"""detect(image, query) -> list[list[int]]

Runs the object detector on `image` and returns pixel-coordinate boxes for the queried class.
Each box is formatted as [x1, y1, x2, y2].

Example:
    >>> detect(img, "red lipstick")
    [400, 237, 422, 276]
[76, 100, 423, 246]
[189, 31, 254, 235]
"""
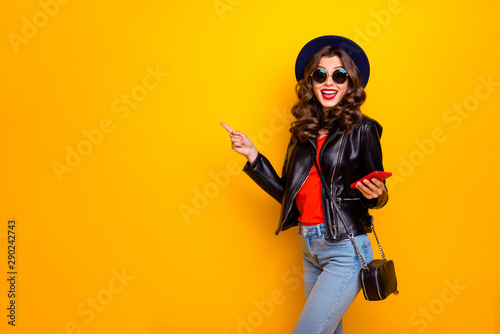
[321, 89, 337, 101]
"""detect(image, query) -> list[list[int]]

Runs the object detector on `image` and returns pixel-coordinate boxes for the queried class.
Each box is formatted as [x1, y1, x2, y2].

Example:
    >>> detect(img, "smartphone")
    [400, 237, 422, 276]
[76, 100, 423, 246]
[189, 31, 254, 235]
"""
[350, 171, 392, 189]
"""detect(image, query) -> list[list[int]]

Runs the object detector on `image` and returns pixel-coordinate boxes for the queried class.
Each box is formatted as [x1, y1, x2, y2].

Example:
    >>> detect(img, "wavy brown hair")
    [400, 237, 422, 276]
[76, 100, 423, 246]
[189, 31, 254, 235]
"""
[290, 46, 367, 143]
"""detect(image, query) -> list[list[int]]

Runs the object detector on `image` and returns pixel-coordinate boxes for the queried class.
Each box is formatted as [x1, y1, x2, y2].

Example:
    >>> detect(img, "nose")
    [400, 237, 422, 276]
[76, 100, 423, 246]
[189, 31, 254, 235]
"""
[324, 74, 335, 86]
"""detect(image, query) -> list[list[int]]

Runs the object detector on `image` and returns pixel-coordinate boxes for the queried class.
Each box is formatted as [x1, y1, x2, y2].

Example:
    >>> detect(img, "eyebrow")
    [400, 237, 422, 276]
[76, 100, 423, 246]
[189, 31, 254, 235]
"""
[318, 65, 345, 70]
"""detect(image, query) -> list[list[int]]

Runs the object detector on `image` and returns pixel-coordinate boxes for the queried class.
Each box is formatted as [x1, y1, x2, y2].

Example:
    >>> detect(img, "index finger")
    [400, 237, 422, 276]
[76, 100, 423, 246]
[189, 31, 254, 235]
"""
[220, 122, 234, 133]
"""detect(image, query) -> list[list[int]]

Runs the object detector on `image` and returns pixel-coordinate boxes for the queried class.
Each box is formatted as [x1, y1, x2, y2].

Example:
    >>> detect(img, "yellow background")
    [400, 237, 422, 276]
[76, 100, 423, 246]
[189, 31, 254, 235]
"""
[1, 0, 499, 333]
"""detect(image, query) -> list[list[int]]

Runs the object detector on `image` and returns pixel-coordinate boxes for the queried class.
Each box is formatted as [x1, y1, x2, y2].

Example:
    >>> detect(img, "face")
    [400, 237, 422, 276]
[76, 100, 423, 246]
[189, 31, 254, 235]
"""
[312, 56, 349, 111]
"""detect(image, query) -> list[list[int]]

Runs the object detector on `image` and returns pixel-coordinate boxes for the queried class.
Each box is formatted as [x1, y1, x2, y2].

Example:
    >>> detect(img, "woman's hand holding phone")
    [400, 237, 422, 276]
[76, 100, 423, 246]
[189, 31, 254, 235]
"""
[351, 171, 391, 200]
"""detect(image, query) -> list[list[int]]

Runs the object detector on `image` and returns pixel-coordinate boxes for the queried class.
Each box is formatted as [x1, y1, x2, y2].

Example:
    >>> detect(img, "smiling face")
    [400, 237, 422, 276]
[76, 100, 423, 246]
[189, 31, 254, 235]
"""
[312, 56, 349, 111]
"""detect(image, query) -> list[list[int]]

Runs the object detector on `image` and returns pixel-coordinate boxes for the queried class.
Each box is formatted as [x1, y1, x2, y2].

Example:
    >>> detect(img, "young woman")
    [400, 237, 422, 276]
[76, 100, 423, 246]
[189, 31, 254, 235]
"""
[221, 35, 388, 334]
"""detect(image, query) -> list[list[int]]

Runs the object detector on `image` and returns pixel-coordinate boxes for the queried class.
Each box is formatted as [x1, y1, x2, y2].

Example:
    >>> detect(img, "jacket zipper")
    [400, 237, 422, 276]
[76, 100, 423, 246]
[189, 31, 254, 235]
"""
[278, 171, 310, 234]
[337, 197, 360, 206]
[330, 200, 338, 238]
[329, 135, 344, 240]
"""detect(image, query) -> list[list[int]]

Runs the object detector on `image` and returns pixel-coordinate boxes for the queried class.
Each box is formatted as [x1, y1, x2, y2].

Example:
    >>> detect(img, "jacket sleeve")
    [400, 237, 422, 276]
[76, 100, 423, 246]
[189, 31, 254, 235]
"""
[359, 120, 389, 210]
[242, 140, 292, 204]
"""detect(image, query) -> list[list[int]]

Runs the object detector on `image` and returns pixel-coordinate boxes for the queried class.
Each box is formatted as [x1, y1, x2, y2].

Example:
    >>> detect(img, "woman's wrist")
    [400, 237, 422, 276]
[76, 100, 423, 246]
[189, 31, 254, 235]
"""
[245, 148, 259, 164]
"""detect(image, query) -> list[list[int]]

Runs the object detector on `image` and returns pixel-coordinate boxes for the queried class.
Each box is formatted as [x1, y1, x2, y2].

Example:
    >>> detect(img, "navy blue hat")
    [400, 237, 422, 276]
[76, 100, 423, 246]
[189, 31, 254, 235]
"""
[295, 35, 370, 87]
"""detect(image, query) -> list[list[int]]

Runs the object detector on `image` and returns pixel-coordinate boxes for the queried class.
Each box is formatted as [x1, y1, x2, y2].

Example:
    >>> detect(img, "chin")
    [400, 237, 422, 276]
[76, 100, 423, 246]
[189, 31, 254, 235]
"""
[320, 100, 339, 109]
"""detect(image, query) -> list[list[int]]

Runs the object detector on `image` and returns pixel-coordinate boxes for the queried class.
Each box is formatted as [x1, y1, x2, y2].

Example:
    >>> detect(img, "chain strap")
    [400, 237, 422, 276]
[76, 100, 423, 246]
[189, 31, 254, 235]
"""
[371, 223, 386, 260]
[348, 233, 368, 269]
[348, 225, 386, 271]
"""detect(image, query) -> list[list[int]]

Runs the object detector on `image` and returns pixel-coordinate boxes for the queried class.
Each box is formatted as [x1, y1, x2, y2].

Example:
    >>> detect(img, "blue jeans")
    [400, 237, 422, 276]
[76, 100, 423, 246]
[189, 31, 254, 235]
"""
[292, 223, 374, 334]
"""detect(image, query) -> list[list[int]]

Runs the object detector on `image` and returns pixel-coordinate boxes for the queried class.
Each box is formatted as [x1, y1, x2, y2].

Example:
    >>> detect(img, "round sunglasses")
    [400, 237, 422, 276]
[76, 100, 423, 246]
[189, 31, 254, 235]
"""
[310, 68, 349, 84]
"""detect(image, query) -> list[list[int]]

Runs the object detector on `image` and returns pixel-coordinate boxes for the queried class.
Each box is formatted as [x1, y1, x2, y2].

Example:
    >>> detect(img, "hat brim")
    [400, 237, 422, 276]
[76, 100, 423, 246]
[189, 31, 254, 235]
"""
[295, 35, 370, 88]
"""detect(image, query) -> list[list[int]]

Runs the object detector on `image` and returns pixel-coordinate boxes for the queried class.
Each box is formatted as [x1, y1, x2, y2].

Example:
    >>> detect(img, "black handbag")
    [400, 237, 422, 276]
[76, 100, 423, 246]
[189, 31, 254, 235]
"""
[313, 136, 399, 301]
[354, 224, 399, 301]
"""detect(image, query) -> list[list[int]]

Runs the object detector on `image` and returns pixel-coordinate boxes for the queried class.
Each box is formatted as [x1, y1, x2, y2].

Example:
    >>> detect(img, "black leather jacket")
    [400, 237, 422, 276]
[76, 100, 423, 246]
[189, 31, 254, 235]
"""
[243, 116, 388, 241]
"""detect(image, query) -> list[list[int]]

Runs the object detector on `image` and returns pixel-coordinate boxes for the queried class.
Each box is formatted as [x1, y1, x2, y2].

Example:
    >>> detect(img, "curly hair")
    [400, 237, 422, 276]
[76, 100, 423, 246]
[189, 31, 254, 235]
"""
[290, 46, 367, 143]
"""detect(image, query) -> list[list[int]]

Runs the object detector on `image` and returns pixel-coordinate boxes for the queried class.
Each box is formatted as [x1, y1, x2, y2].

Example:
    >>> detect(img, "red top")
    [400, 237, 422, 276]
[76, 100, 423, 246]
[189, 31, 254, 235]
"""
[295, 136, 327, 226]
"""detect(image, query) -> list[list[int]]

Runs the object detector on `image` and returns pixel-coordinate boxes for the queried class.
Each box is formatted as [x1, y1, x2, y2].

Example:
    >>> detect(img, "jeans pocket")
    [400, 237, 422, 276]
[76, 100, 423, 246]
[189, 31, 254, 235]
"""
[320, 233, 350, 247]
[361, 239, 374, 263]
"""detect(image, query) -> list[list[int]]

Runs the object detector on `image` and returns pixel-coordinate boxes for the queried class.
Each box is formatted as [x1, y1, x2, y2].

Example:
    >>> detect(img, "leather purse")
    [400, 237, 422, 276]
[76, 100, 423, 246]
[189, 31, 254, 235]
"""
[353, 224, 399, 301]
[313, 137, 399, 301]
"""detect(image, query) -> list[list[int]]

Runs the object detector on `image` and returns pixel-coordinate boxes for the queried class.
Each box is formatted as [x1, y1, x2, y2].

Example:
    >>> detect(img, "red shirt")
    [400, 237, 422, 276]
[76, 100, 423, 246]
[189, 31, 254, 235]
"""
[295, 136, 327, 225]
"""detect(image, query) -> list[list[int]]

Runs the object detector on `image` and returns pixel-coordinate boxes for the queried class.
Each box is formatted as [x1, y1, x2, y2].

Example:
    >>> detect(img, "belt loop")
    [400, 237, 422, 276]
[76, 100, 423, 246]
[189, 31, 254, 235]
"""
[316, 224, 322, 237]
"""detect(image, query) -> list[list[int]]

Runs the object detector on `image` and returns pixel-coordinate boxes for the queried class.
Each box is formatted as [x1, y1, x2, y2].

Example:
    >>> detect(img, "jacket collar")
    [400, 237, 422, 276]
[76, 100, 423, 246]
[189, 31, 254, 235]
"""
[307, 128, 341, 152]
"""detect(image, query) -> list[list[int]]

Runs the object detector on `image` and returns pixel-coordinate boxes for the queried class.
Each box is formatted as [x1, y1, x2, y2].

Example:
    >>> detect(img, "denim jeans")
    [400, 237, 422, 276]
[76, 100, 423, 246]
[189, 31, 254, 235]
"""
[292, 223, 374, 334]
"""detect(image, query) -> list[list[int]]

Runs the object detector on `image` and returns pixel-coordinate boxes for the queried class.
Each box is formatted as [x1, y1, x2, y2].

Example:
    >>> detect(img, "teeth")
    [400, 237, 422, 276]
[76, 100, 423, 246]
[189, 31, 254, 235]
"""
[322, 91, 337, 95]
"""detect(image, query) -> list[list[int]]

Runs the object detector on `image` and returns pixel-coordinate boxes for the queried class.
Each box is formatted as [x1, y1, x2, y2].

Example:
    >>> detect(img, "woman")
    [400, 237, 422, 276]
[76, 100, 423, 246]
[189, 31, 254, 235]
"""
[221, 35, 388, 334]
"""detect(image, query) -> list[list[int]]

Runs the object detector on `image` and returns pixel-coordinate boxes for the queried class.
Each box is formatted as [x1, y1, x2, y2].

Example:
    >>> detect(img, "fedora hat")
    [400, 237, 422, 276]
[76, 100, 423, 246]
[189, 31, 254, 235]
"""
[295, 35, 370, 87]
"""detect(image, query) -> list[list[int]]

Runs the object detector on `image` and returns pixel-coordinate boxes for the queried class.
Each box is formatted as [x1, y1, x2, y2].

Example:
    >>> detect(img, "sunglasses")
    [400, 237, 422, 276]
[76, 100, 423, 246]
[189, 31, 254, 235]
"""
[310, 68, 349, 84]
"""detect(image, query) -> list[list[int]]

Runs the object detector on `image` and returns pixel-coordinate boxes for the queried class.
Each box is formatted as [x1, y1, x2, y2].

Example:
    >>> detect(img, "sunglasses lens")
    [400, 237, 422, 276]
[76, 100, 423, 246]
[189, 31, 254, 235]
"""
[312, 69, 348, 84]
[312, 69, 327, 83]
[332, 69, 347, 84]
